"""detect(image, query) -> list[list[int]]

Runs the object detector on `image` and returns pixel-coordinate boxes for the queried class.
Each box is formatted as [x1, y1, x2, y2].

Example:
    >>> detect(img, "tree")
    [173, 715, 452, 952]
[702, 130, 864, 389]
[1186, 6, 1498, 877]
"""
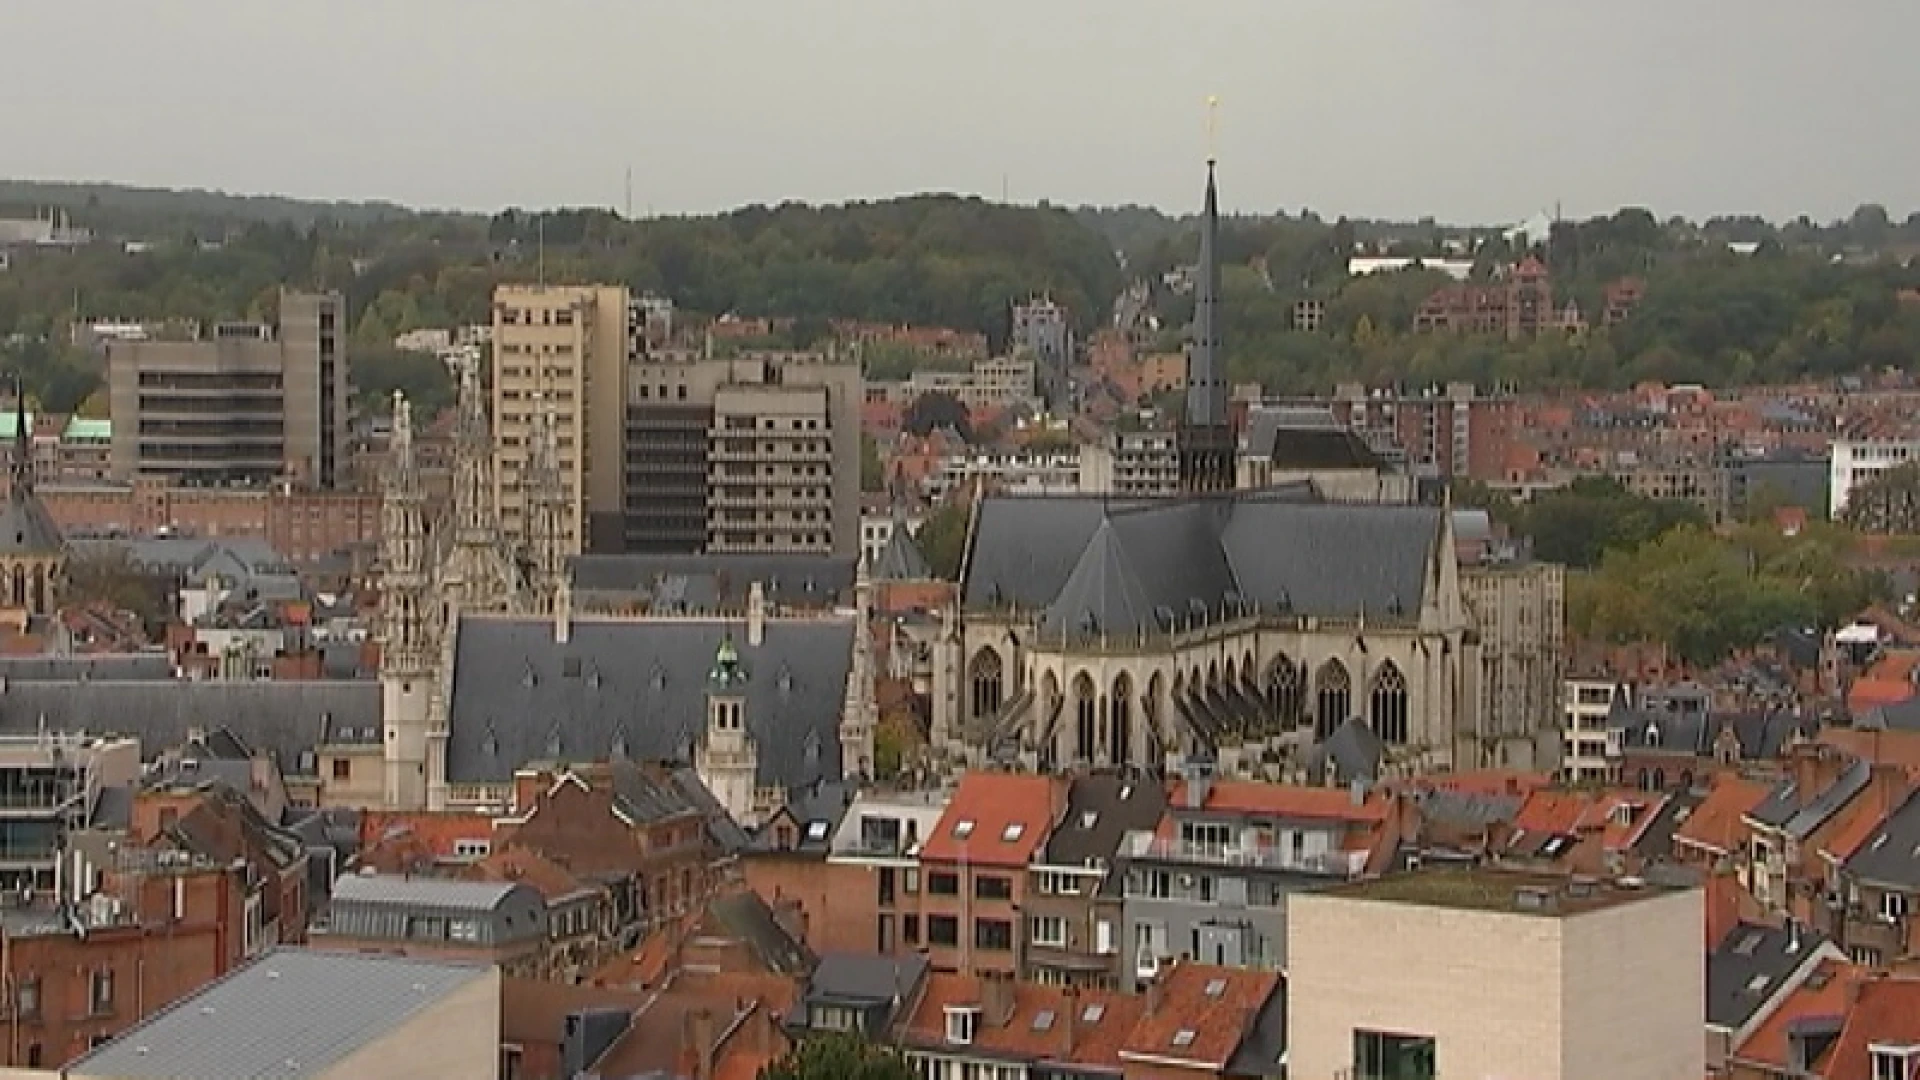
[759, 1034, 914, 1080]
[1842, 463, 1920, 534]
[915, 503, 970, 581]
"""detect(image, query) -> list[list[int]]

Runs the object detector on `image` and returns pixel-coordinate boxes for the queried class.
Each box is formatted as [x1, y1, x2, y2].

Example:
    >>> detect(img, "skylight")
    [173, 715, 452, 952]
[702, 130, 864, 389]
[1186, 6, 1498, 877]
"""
[1745, 974, 1771, 993]
[1002, 823, 1025, 842]
[805, 821, 830, 841]
[1173, 1029, 1197, 1047]
[1080, 811, 1099, 830]
[1082, 1004, 1105, 1024]
[1204, 978, 1228, 997]
[954, 820, 975, 839]
[1031, 1010, 1055, 1032]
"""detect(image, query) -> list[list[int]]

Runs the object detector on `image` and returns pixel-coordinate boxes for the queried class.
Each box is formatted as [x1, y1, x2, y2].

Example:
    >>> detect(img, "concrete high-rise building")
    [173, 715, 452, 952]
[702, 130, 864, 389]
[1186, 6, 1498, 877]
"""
[106, 290, 350, 489]
[1011, 296, 1072, 412]
[488, 284, 631, 555]
[623, 349, 860, 557]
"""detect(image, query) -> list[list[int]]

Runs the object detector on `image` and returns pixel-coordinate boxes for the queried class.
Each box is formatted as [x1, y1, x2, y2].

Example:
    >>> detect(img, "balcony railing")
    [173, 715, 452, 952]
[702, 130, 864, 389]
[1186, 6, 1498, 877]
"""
[1124, 834, 1366, 877]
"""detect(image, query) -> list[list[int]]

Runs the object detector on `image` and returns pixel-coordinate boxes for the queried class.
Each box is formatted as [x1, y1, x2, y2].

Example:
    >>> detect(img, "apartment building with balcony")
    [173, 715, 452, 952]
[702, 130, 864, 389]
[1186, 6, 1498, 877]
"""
[105, 291, 350, 489]
[800, 789, 947, 956]
[1079, 430, 1179, 496]
[623, 350, 860, 557]
[1022, 773, 1166, 990]
[1121, 769, 1400, 985]
[0, 734, 140, 894]
[1561, 677, 1625, 783]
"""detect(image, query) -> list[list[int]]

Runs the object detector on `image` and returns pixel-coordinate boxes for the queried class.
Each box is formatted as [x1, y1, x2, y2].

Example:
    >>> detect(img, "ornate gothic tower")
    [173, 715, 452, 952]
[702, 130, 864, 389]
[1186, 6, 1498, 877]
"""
[695, 636, 761, 826]
[1176, 156, 1237, 494]
[379, 393, 436, 807]
[520, 393, 568, 616]
[839, 552, 878, 780]
[440, 347, 523, 615]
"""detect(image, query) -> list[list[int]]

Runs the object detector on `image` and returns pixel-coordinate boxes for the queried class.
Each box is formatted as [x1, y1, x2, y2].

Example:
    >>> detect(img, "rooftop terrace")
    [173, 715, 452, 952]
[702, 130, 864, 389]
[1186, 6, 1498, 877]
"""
[1320, 867, 1687, 916]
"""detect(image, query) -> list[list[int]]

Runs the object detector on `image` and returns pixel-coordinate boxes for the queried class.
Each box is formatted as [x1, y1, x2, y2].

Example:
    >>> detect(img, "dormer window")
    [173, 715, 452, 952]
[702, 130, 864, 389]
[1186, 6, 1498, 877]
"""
[944, 1005, 980, 1045]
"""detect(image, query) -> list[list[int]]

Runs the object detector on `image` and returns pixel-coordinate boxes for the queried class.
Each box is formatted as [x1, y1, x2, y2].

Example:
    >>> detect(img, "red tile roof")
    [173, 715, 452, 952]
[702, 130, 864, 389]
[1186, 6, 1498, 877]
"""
[920, 773, 1057, 867]
[1164, 779, 1392, 823]
[1733, 958, 1860, 1072]
[897, 972, 1141, 1068]
[1119, 962, 1280, 1070]
[1825, 975, 1920, 1080]
[1675, 775, 1771, 857]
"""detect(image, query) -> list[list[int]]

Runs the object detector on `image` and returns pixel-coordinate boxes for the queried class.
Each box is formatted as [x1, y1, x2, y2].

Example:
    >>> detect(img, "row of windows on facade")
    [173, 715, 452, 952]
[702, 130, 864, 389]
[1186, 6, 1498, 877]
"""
[968, 651, 1415, 746]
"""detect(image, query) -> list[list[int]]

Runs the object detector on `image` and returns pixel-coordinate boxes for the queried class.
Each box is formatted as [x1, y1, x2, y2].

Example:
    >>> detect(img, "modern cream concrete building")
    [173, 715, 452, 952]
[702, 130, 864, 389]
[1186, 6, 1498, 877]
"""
[489, 283, 631, 555]
[105, 290, 351, 489]
[1288, 869, 1703, 1080]
[1562, 677, 1625, 783]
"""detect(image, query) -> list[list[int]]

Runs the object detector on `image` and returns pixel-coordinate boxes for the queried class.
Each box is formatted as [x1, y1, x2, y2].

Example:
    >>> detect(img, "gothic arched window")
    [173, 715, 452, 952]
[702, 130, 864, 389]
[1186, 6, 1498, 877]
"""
[1314, 660, 1351, 740]
[1111, 673, 1133, 767]
[969, 648, 1003, 720]
[1268, 655, 1304, 728]
[1370, 662, 1410, 745]
[1073, 672, 1097, 763]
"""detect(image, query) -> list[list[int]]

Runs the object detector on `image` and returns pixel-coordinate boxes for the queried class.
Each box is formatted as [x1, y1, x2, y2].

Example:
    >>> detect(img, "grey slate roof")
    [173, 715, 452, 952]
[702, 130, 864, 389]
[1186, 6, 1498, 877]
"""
[0, 652, 172, 681]
[68, 948, 490, 1080]
[1241, 405, 1384, 471]
[872, 525, 933, 582]
[0, 482, 63, 555]
[1615, 706, 1816, 762]
[967, 490, 1439, 644]
[446, 615, 854, 791]
[708, 890, 816, 976]
[1306, 718, 1385, 786]
[755, 779, 855, 854]
[332, 873, 526, 912]
[569, 553, 852, 612]
[1707, 921, 1828, 1030]
[1042, 772, 1169, 870]
[1842, 788, 1920, 889]
[0, 679, 379, 776]
[1749, 759, 1872, 840]
[800, 952, 928, 1010]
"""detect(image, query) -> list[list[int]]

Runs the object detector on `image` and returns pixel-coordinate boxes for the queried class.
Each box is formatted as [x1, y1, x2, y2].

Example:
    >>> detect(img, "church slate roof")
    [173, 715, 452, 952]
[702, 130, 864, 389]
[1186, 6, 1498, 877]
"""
[0, 484, 62, 556]
[871, 526, 933, 583]
[1241, 406, 1386, 470]
[445, 616, 855, 791]
[0, 680, 379, 776]
[969, 490, 1440, 642]
[568, 553, 852, 612]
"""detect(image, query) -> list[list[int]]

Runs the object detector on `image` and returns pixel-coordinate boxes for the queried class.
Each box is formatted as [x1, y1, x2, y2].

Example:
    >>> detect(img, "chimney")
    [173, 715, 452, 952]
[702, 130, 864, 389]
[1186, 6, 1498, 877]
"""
[981, 971, 1016, 1028]
[1183, 756, 1214, 810]
[1144, 971, 1163, 1016]
[1060, 986, 1079, 1054]
[747, 581, 766, 647]
[684, 1007, 717, 1080]
[554, 577, 573, 645]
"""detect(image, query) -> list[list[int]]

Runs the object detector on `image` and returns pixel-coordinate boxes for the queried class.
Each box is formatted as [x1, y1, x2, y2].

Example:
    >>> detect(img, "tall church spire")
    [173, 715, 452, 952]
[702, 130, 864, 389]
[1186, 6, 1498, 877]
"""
[1176, 101, 1237, 495]
[440, 345, 523, 613]
[379, 392, 432, 675]
[9, 374, 30, 498]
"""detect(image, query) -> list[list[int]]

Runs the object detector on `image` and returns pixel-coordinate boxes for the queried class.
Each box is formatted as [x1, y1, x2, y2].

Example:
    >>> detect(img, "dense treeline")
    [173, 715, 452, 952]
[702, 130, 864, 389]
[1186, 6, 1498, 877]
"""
[0, 188, 1121, 414]
[1099, 204, 1920, 396]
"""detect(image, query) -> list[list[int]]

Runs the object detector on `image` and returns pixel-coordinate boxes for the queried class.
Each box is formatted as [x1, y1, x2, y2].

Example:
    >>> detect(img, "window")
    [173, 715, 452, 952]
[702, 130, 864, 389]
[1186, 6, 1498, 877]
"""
[928, 915, 959, 947]
[89, 969, 114, 1015]
[453, 839, 491, 858]
[903, 914, 920, 944]
[904, 869, 919, 895]
[945, 1006, 979, 1045]
[1853, 945, 1885, 967]
[1353, 1029, 1436, 1080]
[1884, 892, 1911, 921]
[1143, 870, 1171, 899]
[975, 918, 1013, 951]
[1028, 914, 1069, 948]
[450, 919, 481, 943]
[1173, 1029, 1196, 1048]
[1873, 1046, 1920, 1080]
[1095, 919, 1115, 955]
[15, 978, 38, 1019]
[331, 758, 352, 781]
[975, 875, 1012, 900]
[953, 820, 975, 840]
[1001, 823, 1025, 842]
[928, 872, 960, 896]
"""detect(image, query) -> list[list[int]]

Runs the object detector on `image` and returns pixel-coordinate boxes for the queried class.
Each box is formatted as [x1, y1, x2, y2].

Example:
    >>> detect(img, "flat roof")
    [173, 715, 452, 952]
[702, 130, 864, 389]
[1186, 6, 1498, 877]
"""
[1316, 868, 1688, 917]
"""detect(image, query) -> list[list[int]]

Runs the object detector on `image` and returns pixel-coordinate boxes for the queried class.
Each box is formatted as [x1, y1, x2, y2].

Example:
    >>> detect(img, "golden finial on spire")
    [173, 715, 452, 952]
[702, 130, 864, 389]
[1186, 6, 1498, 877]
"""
[1206, 95, 1221, 164]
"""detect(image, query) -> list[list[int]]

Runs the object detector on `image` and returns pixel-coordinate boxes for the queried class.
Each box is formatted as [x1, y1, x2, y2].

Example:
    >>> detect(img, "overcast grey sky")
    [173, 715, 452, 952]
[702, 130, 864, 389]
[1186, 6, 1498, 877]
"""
[8, 1, 1918, 224]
